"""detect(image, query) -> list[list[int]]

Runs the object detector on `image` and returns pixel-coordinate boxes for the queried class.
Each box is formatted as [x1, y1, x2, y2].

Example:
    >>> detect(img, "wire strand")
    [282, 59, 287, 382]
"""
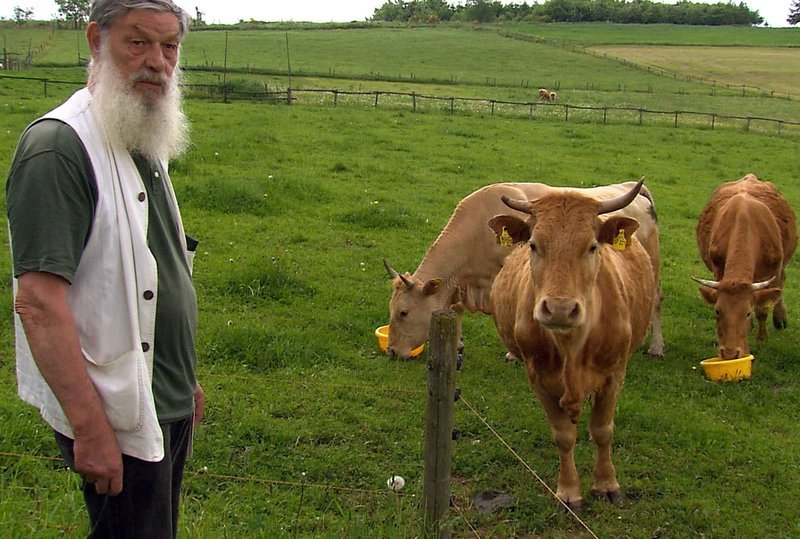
[458, 395, 600, 539]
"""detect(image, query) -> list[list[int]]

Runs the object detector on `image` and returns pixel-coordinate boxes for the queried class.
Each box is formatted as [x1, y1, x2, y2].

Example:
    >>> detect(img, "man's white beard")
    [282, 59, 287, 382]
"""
[89, 48, 189, 162]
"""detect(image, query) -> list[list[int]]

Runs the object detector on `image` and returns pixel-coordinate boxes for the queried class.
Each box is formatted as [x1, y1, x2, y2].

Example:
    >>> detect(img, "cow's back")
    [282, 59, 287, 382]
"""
[697, 174, 798, 273]
[418, 181, 660, 314]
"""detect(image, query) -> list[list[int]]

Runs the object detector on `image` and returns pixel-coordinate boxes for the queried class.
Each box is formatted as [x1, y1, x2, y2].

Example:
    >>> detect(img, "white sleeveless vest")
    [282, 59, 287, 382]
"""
[14, 88, 192, 462]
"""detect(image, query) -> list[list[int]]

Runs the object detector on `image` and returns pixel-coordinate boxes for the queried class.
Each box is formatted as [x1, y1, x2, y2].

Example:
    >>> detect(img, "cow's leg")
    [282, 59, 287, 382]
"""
[588, 379, 624, 507]
[645, 284, 665, 357]
[773, 271, 789, 330]
[453, 305, 465, 352]
[755, 305, 769, 342]
[534, 387, 582, 512]
[773, 294, 788, 330]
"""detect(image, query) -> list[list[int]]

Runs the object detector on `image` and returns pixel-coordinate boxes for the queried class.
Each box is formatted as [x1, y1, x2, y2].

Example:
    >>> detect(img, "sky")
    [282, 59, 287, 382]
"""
[2, 1, 795, 28]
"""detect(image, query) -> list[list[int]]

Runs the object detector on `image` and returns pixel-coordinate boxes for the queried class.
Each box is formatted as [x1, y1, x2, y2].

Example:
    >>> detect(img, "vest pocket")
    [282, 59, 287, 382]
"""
[83, 349, 146, 432]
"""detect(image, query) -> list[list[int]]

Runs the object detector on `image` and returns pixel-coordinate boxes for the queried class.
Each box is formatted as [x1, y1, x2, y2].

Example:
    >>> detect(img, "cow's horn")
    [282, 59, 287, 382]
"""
[692, 276, 719, 290]
[383, 259, 399, 279]
[384, 259, 414, 288]
[752, 275, 777, 291]
[598, 177, 645, 215]
[501, 194, 532, 213]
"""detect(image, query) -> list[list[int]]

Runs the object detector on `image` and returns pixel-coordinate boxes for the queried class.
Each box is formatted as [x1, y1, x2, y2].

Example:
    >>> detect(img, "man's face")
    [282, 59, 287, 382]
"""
[89, 9, 182, 104]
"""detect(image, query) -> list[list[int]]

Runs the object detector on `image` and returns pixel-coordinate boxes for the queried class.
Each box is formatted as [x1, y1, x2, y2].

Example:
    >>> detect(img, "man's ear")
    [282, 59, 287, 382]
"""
[86, 22, 102, 58]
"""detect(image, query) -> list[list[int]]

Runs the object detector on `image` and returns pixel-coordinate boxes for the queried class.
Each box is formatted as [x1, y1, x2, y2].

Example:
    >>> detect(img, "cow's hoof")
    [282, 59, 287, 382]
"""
[592, 488, 624, 507]
[774, 318, 788, 330]
[559, 499, 582, 515]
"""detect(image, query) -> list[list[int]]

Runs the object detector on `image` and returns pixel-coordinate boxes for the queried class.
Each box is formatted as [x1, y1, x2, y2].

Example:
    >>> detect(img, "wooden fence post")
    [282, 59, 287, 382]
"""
[422, 309, 458, 539]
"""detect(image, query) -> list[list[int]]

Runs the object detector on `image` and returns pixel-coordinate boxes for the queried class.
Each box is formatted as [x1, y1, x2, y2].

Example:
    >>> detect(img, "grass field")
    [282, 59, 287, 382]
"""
[592, 45, 800, 97]
[2, 21, 800, 538]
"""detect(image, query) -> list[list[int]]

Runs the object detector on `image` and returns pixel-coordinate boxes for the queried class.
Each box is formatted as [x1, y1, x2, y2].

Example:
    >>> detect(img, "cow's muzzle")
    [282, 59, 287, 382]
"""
[535, 297, 583, 329]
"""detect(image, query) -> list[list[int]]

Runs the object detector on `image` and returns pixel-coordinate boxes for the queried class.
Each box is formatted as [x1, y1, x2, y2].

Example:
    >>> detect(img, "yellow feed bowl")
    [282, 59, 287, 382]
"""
[375, 325, 425, 357]
[700, 355, 754, 382]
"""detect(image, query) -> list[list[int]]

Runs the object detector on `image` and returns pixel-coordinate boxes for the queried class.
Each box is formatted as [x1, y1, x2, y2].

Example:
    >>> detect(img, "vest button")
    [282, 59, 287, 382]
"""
[138, 192, 146, 202]
[143, 290, 154, 300]
[142, 342, 151, 352]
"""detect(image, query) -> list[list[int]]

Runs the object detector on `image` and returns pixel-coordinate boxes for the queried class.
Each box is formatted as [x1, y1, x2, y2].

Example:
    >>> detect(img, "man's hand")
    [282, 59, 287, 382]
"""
[73, 421, 124, 495]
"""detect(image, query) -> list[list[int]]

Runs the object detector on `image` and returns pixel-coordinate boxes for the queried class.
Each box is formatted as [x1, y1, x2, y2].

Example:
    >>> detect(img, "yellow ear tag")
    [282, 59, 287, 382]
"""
[499, 226, 514, 247]
[613, 229, 627, 251]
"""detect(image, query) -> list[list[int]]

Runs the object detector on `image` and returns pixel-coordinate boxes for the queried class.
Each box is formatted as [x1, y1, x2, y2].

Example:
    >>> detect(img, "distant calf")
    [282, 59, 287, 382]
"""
[489, 180, 656, 512]
[694, 173, 797, 359]
[538, 88, 549, 101]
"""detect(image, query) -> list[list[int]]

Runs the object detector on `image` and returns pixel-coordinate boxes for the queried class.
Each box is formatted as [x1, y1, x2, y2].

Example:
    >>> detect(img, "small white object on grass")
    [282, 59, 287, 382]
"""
[387, 475, 405, 492]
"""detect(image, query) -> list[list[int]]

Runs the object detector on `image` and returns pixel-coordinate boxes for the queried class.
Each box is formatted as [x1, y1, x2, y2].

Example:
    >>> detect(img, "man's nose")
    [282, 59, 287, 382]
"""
[144, 44, 167, 72]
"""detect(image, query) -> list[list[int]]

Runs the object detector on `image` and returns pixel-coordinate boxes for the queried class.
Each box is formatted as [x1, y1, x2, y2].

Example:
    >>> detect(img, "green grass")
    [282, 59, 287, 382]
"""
[2, 22, 800, 538]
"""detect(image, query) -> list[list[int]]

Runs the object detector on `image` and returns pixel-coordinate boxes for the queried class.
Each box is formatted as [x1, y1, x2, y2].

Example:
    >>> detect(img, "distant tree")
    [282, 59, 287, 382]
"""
[55, 0, 90, 29]
[13, 5, 34, 23]
[789, 0, 800, 25]
[194, 6, 205, 26]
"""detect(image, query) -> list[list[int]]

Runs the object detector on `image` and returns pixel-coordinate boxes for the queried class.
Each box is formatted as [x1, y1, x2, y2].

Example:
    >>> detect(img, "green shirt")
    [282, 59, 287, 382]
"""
[6, 119, 198, 422]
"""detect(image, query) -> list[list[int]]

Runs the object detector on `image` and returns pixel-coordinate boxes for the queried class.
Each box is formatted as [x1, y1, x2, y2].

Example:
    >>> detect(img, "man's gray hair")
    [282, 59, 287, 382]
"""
[89, 0, 190, 38]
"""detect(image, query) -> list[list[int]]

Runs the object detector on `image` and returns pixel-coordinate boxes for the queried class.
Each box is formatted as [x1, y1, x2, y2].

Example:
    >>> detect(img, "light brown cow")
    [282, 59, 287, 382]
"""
[384, 181, 664, 359]
[694, 173, 797, 360]
[488, 180, 656, 512]
[538, 88, 550, 101]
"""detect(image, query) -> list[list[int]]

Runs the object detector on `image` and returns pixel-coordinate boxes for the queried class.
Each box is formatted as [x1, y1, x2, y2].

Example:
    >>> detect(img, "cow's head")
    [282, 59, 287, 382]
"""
[692, 276, 781, 359]
[488, 180, 643, 332]
[384, 259, 447, 359]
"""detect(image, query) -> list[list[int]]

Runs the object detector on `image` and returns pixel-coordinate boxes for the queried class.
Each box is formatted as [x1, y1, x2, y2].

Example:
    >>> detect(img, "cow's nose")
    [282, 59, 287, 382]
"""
[719, 346, 743, 360]
[537, 298, 581, 327]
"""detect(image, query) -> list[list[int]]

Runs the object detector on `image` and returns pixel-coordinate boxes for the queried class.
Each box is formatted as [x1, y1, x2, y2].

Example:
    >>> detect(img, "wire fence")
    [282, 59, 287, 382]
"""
[3, 74, 799, 138]
[0, 371, 596, 538]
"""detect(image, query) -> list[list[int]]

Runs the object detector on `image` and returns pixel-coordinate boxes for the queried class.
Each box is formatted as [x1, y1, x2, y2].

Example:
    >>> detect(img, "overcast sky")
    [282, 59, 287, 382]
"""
[3, 1, 794, 28]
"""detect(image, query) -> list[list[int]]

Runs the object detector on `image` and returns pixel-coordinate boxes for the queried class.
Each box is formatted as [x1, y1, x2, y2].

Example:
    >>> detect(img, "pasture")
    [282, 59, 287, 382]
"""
[2, 22, 800, 538]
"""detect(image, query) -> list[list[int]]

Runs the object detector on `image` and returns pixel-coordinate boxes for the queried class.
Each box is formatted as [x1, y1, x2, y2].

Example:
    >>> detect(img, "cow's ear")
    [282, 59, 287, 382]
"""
[598, 217, 640, 248]
[488, 215, 530, 245]
[698, 287, 717, 305]
[754, 288, 782, 309]
[423, 278, 444, 296]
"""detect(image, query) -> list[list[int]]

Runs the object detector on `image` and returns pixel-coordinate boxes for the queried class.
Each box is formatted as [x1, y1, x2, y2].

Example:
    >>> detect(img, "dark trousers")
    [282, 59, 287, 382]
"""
[55, 417, 193, 539]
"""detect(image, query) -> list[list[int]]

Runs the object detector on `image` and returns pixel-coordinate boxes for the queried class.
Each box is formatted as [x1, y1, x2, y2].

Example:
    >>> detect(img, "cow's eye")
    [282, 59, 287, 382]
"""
[529, 242, 537, 254]
[589, 243, 598, 254]
[399, 310, 409, 319]
[746, 311, 752, 319]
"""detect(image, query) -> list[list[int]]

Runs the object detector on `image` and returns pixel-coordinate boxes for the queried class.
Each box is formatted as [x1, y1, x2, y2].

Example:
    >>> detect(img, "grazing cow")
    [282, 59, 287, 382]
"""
[694, 173, 797, 360]
[488, 180, 656, 512]
[384, 180, 664, 359]
[538, 88, 549, 101]
[549, 91, 558, 102]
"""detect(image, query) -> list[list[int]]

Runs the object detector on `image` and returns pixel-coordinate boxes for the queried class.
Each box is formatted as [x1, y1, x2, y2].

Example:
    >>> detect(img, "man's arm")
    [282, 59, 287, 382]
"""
[15, 271, 123, 496]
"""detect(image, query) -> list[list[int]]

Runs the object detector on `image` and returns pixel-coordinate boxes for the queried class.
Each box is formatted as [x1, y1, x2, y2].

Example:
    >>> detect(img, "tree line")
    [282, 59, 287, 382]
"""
[371, 0, 766, 26]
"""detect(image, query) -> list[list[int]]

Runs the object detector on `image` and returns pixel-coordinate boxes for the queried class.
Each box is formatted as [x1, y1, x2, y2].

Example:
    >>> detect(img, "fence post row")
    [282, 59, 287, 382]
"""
[422, 309, 458, 539]
[1, 76, 796, 137]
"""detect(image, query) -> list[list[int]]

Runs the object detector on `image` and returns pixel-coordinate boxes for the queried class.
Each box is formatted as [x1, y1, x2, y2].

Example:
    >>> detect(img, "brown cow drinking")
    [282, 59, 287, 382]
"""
[694, 173, 797, 360]
[488, 180, 656, 512]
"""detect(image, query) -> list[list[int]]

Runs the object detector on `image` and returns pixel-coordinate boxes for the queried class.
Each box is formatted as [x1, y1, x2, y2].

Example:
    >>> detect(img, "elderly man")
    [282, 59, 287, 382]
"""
[6, 1, 203, 536]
